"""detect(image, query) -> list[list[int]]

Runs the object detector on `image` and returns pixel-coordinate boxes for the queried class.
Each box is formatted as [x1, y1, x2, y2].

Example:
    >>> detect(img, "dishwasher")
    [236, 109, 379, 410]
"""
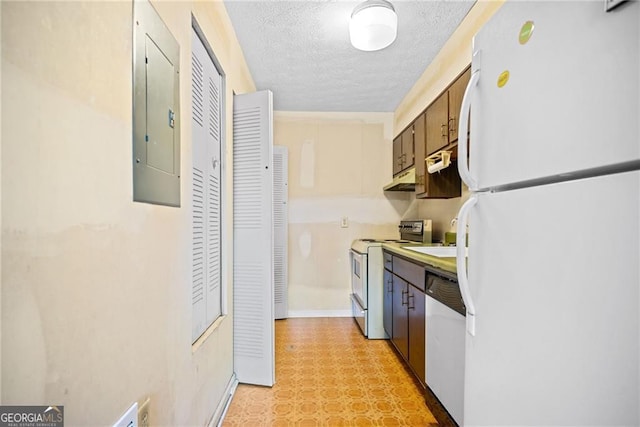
[425, 270, 466, 426]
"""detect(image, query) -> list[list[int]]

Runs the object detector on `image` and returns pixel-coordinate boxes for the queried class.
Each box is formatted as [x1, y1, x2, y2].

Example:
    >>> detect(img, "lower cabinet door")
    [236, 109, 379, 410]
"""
[383, 269, 394, 338]
[408, 284, 426, 386]
[392, 276, 409, 360]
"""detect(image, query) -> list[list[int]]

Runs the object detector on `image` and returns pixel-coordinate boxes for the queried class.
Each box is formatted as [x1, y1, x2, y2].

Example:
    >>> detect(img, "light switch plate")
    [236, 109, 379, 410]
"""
[113, 402, 138, 427]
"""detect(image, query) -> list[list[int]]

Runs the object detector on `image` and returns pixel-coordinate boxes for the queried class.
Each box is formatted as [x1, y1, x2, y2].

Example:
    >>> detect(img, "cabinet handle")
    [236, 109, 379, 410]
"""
[387, 278, 393, 292]
[449, 117, 456, 134]
[408, 293, 415, 310]
[441, 124, 447, 137]
[401, 289, 408, 305]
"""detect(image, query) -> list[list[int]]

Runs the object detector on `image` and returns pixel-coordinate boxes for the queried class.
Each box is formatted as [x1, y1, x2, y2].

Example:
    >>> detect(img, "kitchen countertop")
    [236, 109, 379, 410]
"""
[382, 242, 458, 276]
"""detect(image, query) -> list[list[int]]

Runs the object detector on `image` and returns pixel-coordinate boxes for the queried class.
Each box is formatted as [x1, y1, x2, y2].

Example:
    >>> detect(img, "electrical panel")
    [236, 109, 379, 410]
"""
[133, 0, 181, 206]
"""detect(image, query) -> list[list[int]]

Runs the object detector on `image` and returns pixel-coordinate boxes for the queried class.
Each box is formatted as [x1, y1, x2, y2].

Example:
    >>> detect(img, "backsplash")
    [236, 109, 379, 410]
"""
[409, 184, 470, 243]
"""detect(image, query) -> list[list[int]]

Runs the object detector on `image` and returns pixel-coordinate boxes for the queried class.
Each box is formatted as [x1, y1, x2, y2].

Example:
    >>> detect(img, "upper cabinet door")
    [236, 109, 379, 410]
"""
[401, 126, 415, 170]
[413, 113, 427, 196]
[392, 136, 403, 176]
[426, 93, 449, 156]
[448, 68, 471, 143]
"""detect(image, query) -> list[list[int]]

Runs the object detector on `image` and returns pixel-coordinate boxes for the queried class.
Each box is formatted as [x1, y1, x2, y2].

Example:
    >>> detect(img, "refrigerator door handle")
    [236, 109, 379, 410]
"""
[458, 51, 481, 192]
[456, 195, 477, 336]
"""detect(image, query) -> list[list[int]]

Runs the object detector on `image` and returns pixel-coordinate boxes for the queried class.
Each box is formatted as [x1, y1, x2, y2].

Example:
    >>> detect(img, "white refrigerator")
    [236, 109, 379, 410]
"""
[455, 1, 639, 426]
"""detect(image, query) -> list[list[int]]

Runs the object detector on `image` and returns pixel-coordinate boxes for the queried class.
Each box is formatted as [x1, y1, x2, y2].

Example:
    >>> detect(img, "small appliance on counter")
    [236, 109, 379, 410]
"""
[398, 219, 432, 243]
[349, 219, 432, 339]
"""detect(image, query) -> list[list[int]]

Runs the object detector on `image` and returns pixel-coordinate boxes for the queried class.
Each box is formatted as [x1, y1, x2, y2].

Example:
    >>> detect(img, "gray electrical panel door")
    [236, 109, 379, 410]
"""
[133, 0, 180, 207]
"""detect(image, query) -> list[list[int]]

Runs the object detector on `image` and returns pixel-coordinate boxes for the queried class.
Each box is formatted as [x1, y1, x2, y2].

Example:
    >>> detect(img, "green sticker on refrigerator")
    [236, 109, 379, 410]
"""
[519, 21, 535, 45]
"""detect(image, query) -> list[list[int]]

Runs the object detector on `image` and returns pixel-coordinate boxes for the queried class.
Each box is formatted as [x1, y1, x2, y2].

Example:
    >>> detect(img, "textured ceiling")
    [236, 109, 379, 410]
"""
[223, 0, 475, 112]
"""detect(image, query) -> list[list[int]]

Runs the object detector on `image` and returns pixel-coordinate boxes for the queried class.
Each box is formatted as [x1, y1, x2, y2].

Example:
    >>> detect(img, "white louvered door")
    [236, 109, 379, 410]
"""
[233, 90, 274, 386]
[273, 146, 288, 320]
[192, 29, 222, 342]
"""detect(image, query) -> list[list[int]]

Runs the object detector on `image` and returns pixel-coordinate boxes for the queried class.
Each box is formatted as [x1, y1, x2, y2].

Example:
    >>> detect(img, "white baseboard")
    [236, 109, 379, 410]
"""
[287, 309, 352, 318]
[209, 373, 238, 427]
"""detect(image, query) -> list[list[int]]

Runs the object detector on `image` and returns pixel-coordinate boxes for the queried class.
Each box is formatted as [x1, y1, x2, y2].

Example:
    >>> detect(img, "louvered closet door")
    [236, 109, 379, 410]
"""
[273, 146, 288, 320]
[233, 90, 274, 386]
[191, 29, 222, 342]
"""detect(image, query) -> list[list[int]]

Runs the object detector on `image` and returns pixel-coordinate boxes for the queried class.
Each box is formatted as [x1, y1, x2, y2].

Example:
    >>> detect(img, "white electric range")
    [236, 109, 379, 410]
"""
[349, 220, 432, 339]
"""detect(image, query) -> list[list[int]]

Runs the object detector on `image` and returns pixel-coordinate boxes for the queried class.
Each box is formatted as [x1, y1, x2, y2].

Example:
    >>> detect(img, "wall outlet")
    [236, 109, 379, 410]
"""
[138, 397, 150, 427]
[340, 217, 349, 228]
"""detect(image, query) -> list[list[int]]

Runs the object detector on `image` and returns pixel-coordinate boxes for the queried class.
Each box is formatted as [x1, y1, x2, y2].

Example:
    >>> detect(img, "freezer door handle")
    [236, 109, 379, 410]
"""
[458, 50, 481, 192]
[457, 195, 477, 336]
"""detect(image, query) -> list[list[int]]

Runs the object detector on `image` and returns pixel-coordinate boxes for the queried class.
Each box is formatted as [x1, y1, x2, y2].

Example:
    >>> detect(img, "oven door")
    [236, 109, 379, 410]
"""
[350, 249, 367, 308]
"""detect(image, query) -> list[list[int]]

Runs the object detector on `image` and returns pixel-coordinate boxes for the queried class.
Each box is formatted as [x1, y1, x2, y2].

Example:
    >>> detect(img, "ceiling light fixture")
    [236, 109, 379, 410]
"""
[349, 0, 398, 52]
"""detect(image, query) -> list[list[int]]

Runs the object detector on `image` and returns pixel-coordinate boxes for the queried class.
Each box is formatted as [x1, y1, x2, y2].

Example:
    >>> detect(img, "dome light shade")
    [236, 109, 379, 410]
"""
[349, 0, 397, 52]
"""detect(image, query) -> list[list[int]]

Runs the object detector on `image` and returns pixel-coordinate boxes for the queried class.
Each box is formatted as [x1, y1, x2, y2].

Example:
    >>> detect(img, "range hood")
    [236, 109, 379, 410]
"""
[383, 168, 415, 191]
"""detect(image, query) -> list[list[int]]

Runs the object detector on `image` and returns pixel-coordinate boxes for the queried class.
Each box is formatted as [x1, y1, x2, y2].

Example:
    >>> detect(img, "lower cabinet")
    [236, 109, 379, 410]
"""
[392, 275, 409, 360]
[408, 283, 426, 385]
[384, 250, 426, 386]
[383, 268, 394, 338]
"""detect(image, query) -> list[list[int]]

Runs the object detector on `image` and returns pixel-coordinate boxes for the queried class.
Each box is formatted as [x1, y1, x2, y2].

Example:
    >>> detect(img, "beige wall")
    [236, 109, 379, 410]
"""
[1, 1, 253, 425]
[395, 0, 505, 243]
[274, 112, 410, 315]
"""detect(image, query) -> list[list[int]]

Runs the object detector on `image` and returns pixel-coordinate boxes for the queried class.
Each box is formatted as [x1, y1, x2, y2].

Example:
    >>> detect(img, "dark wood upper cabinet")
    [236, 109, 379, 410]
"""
[401, 126, 415, 171]
[389, 66, 469, 198]
[425, 93, 449, 157]
[413, 113, 427, 196]
[421, 159, 462, 199]
[392, 135, 403, 176]
[392, 126, 415, 176]
[448, 68, 471, 143]
[426, 67, 471, 157]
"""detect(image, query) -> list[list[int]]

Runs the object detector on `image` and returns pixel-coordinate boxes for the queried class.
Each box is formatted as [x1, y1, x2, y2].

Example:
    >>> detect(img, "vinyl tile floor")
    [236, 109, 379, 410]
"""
[221, 317, 438, 426]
